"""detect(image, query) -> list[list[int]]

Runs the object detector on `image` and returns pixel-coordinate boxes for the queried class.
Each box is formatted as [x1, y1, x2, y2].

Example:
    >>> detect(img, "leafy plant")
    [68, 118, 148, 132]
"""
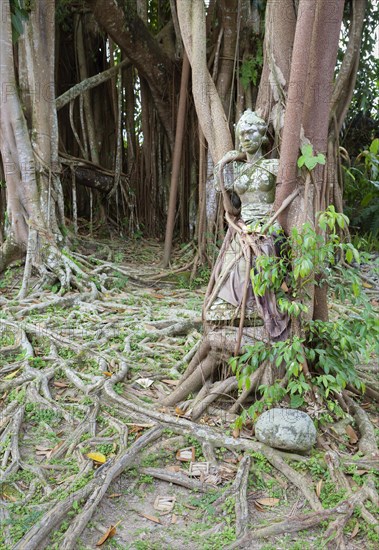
[240, 42, 263, 89]
[231, 206, 378, 426]
[297, 144, 326, 171]
[344, 138, 379, 236]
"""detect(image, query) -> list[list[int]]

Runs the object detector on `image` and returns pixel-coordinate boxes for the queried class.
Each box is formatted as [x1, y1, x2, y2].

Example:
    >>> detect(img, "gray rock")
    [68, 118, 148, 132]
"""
[255, 408, 317, 452]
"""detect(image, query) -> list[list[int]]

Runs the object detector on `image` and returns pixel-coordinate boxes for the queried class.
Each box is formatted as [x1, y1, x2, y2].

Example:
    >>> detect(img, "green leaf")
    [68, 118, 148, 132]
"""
[369, 138, 379, 155]
[301, 144, 313, 157]
[297, 156, 305, 168]
[305, 157, 318, 171]
[290, 394, 304, 408]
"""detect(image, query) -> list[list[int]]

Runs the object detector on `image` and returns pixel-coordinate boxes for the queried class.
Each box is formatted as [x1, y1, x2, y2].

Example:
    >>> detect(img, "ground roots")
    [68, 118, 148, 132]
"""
[0, 254, 378, 549]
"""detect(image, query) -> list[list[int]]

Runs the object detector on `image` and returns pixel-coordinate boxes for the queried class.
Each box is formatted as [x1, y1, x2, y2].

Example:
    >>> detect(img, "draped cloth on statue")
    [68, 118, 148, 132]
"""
[203, 224, 289, 341]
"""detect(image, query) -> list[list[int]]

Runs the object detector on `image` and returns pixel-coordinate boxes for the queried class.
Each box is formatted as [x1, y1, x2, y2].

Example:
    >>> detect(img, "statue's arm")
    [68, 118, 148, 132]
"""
[267, 158, 279, 177]
[214, 150, 241, 192]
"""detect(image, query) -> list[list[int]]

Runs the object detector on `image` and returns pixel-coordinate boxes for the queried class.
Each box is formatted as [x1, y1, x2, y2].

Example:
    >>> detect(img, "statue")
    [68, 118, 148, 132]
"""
[204, 110, 288, 342]
[163, 111, 288, 416]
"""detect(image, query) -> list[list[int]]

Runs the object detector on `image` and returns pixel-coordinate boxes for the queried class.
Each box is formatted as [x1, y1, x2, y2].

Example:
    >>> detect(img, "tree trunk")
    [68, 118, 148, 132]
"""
[177, 0, 233, 163]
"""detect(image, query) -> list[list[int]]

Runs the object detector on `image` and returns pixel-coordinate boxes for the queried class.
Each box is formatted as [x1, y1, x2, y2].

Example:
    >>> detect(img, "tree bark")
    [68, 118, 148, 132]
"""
[163, 53, 191, 267]
[85, 0, 176, 148]
[177, 0, 233, 163]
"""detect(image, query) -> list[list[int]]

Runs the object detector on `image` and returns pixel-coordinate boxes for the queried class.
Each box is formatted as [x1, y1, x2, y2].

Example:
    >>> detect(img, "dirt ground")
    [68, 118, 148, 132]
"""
[0, 238, 378, 549]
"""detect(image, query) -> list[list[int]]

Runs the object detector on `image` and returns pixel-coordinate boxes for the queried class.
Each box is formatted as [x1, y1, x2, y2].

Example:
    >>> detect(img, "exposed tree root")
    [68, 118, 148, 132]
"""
[1, 250, 377, 549]
[228, 481, 377, 549]
[14, 427, 163, 550]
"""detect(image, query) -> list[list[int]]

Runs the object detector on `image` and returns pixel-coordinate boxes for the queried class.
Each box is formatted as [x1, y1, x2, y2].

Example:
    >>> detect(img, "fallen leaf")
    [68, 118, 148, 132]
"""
[171, 514, 178, 524]
[96, 521, 120, 546]
[129, 425, 146, 434]
[102, 371, 114, 377]
[108, 494, 122, 499]
[151, 294, 164, 299]
[4, 368, 21, 380]
[189, 462, 209, 477]
[350, 521, 359, 539]
[232, 427, 240, 439]
[183, 503, 197, 510]
[154, 495, 176, 513]
[165, 465, 181, 473]
[316, 480, 323, 497]
[2, 492, 17, 502]
[176, 447, 195, 462]
[161, 379, 179, 386]
[87, 452, 107, 464]
[175, 407, 186, 417]
[345, 425, 358, 444]
[53, 381, 69, 388]
[140, 513, 161, 524]
[362, 282, 373, 289]
[135, 378, 154, 389]
[255, 497, 280, 507]
[356, 469, 370, 475]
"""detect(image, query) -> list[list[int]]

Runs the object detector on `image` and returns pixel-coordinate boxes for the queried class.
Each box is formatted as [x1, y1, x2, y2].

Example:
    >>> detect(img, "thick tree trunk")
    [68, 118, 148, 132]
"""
[177, 0, 233, 163]
[0, 0, 85, 294]
[256, 0, 296, 133]
[0, 0, 45, 264]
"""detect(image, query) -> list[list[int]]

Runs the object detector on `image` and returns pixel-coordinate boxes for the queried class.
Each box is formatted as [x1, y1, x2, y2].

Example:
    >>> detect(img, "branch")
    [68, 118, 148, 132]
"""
[56, 59, 130, 110]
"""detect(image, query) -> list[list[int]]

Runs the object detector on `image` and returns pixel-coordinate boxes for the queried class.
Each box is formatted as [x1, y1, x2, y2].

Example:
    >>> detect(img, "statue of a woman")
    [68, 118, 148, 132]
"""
[204, 110, 288, 342]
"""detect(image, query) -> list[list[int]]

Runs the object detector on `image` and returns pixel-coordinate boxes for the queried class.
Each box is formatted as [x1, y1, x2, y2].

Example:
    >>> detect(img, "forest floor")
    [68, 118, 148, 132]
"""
[0, 237, 378, 550]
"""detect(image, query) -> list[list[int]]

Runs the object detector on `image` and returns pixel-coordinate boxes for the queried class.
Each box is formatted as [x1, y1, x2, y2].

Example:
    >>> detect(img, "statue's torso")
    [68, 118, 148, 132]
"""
[233, 159, 279, 223]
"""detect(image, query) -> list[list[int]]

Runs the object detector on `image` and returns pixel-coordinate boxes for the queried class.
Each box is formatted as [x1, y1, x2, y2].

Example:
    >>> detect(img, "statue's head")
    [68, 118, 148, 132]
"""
[236, 110, 269, 154]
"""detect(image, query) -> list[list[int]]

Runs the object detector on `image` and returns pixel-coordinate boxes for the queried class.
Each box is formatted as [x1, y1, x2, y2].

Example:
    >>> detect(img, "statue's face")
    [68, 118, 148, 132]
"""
[238, 122, 264, 154]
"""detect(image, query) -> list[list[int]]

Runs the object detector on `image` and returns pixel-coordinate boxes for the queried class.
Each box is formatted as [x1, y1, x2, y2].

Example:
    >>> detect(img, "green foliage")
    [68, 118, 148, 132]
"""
[344, 138, 379, 236]
[10, 0, 30, 42]
[231, 207, 378, 425]
[340, 1, 379, 119]
[297, 144, 326, 171]
[240, 42, 263, 89]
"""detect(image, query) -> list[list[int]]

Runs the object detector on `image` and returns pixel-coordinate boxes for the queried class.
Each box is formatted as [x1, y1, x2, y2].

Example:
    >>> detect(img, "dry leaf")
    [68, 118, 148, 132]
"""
[87, 452, 107, 464]
[255, 497, 280, 507]
[345, 425, 358, 444]
[175, 407, 186, 417]
[135, 378, 154, 389]
[53, 381, 69, 388]
[96, 522, 120, 546]
[161, 379, 179, 386]
[362, 282, 373, 289]
[4, 368, 21, 380]
[151, 293, 164, 299]
[356, 469, 369, 475]
[189, 462, 209, 477]
[171, 514, 178, 524]
[102, 371, 114, 377]
[350, 521, 359, 539]
[176, 447, 195, 462]
[232, 427, 240, 439]
[154, 495, 176, 513]
[165, 465, 181, 473]
[108, 493, 122, 499]
[140, 513, 161, 524]
[2, 492, 17, 502]
[316, 480, 323, 497]
[281, 281, 289, 292]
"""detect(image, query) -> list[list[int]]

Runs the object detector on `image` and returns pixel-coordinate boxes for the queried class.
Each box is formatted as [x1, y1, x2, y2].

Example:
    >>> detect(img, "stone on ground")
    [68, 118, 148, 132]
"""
[255, 408, 317, 452]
